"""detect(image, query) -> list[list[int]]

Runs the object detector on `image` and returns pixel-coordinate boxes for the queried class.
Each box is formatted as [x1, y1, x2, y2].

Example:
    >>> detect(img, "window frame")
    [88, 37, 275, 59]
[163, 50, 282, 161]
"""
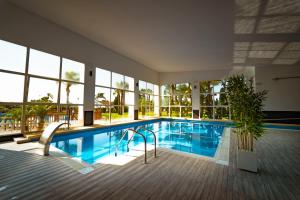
[0, 39, 86, 134]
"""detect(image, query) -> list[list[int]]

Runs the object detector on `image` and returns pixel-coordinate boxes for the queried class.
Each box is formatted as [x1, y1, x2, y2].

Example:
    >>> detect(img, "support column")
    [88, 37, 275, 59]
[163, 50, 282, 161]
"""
[192, 81, 200, 119]
[83, 64, 95, 126]
[134, 80, 139, 120]
[21, 47, 30, 136]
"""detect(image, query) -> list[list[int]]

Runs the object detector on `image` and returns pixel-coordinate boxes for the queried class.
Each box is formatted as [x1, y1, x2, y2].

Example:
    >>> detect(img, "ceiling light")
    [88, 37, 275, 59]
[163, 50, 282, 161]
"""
[248, 50, 279, 58]
[251, 42, 285, 51]
[235, 18, 256, 34]
[265, 0, 300, 15]
[234, 51, 248, 58]
[235, 0, 261, 16]
[257, 16, 300, 33]
[233, 57, 246, 63]
[272, 58, 299, 65]
[284, 42, 300, 51]
[278, 51, 300, 59]
[234, 42, 250, 50]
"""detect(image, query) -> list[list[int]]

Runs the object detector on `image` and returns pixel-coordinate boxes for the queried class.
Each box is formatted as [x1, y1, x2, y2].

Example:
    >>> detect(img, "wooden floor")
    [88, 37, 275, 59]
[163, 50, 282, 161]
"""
[0, 128, 300, 200]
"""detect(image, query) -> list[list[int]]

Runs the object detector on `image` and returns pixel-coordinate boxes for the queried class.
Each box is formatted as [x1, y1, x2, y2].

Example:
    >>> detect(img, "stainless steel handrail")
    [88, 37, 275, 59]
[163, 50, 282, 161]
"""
[126, 127, 142, 152]
[114, 129, 130, 157]
[115, 128, 148, 164]
[135, 126, 157, 158]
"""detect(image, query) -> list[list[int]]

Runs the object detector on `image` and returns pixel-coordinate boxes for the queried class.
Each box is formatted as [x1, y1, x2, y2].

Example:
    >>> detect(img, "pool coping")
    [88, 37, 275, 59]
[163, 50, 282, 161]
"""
[48, 121, 232, 172]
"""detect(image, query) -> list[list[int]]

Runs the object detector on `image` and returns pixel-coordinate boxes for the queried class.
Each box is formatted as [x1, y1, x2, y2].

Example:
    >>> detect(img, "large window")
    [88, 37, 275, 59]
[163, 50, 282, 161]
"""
[94, 68, 134, 125]
[139, 80, 159, 119]
[0, 39, 85, 135]
[199, 80, 230, 120]
[160, 83, 192, 118]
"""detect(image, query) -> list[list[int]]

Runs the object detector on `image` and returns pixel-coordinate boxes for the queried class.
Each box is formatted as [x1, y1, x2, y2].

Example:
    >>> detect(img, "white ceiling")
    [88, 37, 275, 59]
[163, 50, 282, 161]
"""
[9, 0, 234, 72]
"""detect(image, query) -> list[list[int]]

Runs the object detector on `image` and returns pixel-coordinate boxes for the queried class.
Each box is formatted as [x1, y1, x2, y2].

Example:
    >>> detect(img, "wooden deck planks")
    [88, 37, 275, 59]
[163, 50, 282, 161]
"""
[0, 128, 300, 200]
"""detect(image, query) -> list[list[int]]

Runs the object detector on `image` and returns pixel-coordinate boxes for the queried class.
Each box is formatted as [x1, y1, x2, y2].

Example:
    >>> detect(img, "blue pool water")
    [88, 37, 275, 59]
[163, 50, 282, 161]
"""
[51, 120, 227, 164]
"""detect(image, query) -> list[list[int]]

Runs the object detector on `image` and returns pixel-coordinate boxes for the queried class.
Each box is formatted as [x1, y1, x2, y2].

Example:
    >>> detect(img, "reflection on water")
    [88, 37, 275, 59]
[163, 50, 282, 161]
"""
[52, 121, 225, 164]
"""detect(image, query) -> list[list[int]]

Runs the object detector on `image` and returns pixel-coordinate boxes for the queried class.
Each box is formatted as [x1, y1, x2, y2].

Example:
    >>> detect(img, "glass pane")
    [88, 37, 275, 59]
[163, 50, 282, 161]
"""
[96, 68, 111, 87]
[125, 91, 134, 105]
[139, 93, 146, 107]
[147, 105, 155, 117]
[211, 80, 224, 93]
[214, 107, 229, 120]
[160, 107, 169, 117]
[112, 72, 124, 89]
[179, 95, 192, 106]
[29, 49, 60, 78]
[170, 107, 180, 117]
[0, 39, 26, 73]
[111, 89, 125, 105]
[170, 96, 180, 106]
[181, 107, 192, 118]
[154, 85, 159, 95]
[160, 96, 169, 106]
[60, 82, 84, 104]
[200, 107, 213, 119]
[0, 104, 22, 135]
[139, 80, 147, 92]
[176, 83, 191, 95]
[168, 84, 176, 95]
[213, 93, 228, 106]
[94, 106, 110, 125]
[147, 83, 154, 94]
[125, 76, 134, 91]
[139, 102, 146, 117]
[161, 85, 170, 96]
[95, 87, 110, 106]
[200, 93, 213, 106]
[58, 105, 84, 127]
[28, 77, 58, 103]
[111, 106, 132, 123]
[0, 72, 24, 102]
[62, 58, 85, 83]
[200, 81, 213, 93]
[25, 105, 62, 133]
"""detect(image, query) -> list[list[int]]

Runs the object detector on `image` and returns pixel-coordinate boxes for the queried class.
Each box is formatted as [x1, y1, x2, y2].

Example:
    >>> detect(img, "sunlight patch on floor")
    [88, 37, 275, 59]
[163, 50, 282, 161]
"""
[95, 144, 155, 166]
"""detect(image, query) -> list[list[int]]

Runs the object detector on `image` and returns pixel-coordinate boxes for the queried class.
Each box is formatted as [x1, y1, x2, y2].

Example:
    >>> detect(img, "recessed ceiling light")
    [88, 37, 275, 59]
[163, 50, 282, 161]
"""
[251, 42, 285, 51]
[265, 0, 300, 15]
[234, 51, 248, 58]
[247, 58, 273, 64]
[248, 50, 279, 58]
[234, 42, 250, 50]
[257, 16, 300, 33]
[278, 51, 300, 59]
[272, 58, 299, 65]
[284, 42, 300, 51]
[235, 0, 261, 16]
[233, 57, 246, 63]
[235, 18, 256, 34]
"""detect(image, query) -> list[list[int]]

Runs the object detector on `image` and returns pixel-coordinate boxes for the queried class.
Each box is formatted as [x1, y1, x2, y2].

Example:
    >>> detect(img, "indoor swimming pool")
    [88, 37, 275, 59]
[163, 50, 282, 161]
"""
[51, 119, 228, 164]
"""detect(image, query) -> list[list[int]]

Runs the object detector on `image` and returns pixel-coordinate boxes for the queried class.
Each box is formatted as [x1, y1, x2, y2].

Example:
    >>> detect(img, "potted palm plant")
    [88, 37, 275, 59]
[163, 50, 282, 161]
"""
[225, 75, 267, 172]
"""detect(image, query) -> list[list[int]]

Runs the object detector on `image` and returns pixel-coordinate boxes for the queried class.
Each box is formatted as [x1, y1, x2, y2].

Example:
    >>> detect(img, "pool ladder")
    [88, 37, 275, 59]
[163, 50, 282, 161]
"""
[114, 127, 157, 164]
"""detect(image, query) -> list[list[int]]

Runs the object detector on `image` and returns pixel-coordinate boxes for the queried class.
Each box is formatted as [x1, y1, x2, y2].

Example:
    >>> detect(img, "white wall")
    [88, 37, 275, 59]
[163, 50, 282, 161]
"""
[256, 65, 300, 111]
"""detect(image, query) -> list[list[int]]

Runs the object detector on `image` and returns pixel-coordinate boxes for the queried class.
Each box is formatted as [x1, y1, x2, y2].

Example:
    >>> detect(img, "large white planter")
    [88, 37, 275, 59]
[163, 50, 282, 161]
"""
[237, 150, 257, 173]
